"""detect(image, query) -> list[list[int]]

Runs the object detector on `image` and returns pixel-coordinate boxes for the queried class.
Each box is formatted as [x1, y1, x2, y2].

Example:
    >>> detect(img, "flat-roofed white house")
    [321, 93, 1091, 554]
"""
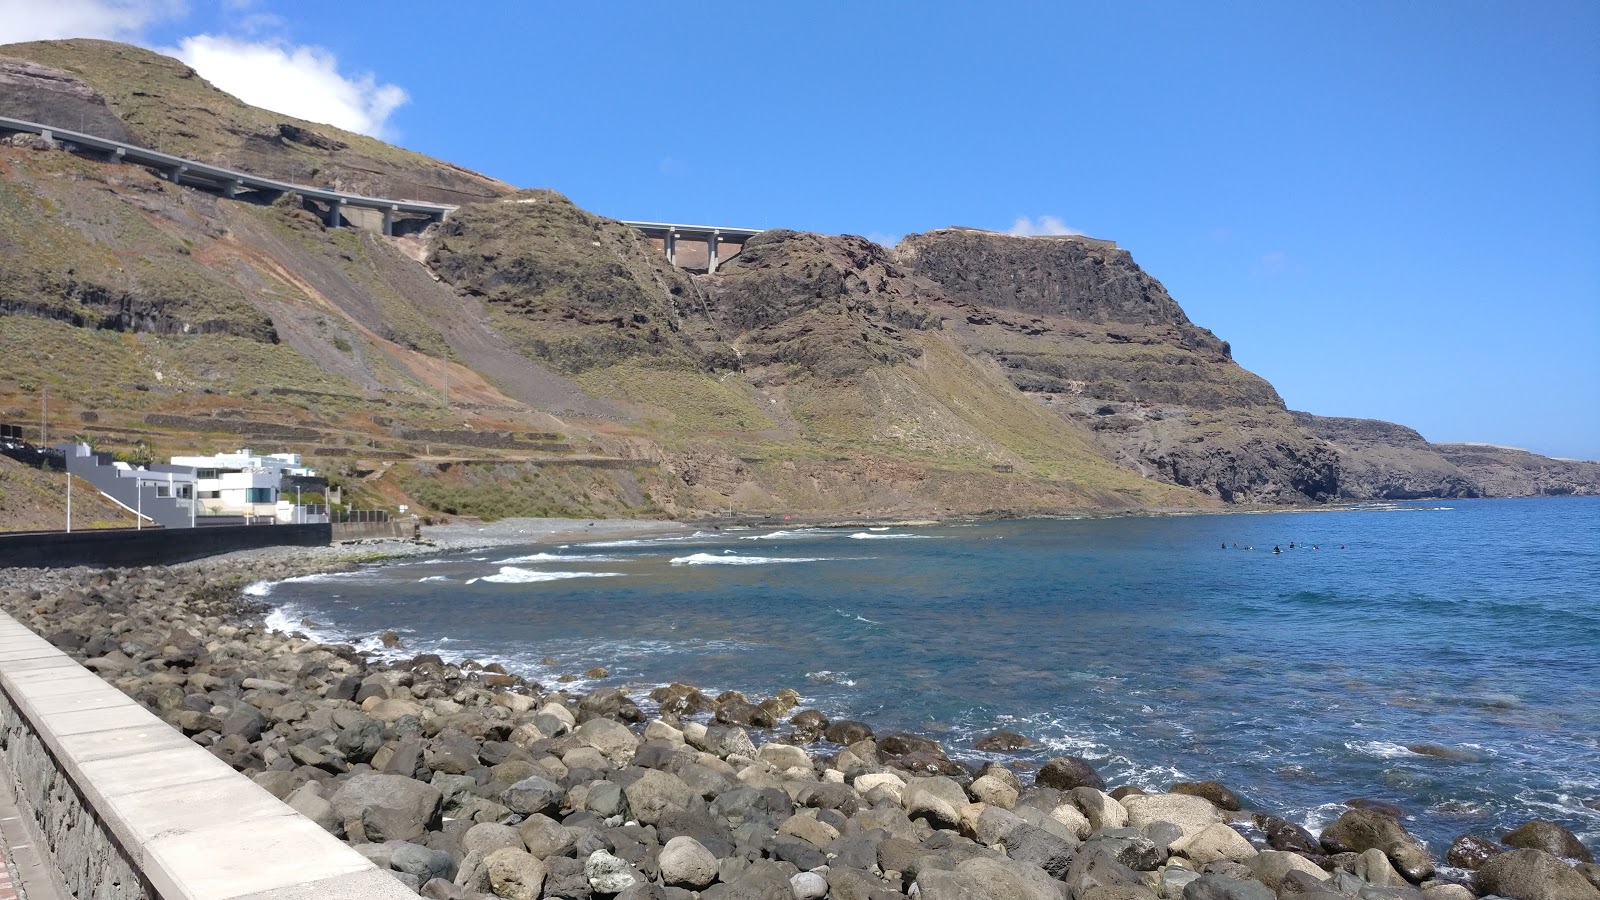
[168, 449, 327, 523]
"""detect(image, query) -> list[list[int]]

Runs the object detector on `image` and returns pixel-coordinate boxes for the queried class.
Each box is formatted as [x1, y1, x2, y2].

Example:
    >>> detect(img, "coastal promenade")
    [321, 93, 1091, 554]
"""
[0, 609, 415, 900]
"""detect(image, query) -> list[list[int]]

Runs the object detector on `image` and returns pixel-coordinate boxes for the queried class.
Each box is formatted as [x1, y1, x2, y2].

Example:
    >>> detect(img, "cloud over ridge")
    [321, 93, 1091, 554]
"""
[1008, 215, 1080, 237]
[0, 0, 409, 139]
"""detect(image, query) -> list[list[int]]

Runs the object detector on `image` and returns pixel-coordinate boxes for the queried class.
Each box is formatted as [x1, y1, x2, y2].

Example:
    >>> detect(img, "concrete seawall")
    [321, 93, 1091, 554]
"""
[0, 612, 413, 899]
[0, 523, 331, 569]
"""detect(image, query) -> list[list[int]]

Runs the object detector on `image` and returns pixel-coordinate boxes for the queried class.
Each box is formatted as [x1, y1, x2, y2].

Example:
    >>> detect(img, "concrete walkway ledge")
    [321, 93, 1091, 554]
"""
[0, 612, 415, 900]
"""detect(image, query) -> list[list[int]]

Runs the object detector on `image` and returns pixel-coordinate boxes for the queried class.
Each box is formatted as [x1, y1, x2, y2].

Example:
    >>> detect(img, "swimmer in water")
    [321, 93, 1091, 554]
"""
[1273, 545, 1282, 554]
[1289, 541, 1295, 549]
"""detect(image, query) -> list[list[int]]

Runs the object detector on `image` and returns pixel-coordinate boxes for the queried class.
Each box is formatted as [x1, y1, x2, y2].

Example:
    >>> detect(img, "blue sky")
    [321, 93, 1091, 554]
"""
[6, 1, 1598, 459]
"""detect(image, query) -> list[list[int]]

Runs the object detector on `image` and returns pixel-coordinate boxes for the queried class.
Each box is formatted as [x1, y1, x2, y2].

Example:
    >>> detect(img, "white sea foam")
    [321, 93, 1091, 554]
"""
[670, 553, 828, 566]
[1348, 740, 1419, 759]
[416, 575, 452, 583]
[243, 570, 368, 597]
[848, 532, 937, 540]
[738, 529, 828, 541]
[478, 567, 625, 584]
[495, 552, 621, 564]
[583, 531, 719, 548]
[834, 608, 882, 625]
[806, 670, 858, 686]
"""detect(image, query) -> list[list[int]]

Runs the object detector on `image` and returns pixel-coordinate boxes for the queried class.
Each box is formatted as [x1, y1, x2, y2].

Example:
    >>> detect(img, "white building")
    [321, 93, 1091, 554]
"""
[168, 449, 325, 523]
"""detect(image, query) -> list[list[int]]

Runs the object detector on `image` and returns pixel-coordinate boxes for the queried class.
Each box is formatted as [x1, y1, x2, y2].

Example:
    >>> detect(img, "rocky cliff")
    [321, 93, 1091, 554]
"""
[0, 39, 1593, 528]
[897, 229, 1340, 503]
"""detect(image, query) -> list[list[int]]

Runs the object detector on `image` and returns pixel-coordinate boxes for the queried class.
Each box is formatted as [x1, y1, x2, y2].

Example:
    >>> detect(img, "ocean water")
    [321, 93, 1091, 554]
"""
[253, 498, 1600, 855]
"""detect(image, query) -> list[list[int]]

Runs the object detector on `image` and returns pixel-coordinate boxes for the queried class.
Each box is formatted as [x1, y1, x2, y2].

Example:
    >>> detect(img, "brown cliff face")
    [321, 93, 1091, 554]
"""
[896, 229, 1339, 503]
[1291, 412, 1480, 500]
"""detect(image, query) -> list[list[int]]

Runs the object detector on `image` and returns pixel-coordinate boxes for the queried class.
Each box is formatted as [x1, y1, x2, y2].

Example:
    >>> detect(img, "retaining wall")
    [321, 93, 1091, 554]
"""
[0, 611, 413, 899]
[331, 519, 415, 542]
[0, 523, 330, 568]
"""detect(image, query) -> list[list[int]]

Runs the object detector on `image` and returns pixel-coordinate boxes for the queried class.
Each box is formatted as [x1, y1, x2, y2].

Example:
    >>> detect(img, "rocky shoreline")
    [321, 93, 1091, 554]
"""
[0, 553, 1595, 900]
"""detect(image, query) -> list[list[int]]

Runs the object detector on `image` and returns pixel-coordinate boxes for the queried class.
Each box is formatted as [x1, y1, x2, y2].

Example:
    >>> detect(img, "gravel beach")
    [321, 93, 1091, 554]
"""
[0, 525, 1595, 900]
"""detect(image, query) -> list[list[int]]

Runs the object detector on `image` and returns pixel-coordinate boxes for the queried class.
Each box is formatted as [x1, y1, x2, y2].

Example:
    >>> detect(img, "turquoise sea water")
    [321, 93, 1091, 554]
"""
[255, 497, 1600, 856]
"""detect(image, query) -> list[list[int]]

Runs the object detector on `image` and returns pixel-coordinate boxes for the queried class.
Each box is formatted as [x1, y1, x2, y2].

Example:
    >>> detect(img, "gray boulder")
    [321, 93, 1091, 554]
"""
[902, 775, 970, 828]
[1474, 848, 1600, 900]
[390, 841, 458, 884]
[659, 835, 718, 889]
[586, 848, 643, 893]
[1318, 808, 1434, 882]
[622, 769, 696, 825]
[485, 847, 546, 900]
[504, 775, 564, 816]
[1036, 756, 1105, 791]
[329, 774, 442, 843]
[1503, 820, 1594, 863]
[1180, 874, 1274, 900]
[916, 856, 1067, 900]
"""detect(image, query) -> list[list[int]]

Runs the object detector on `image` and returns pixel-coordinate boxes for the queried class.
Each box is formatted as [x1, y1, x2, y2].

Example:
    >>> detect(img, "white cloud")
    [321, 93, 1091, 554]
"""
[1007, 215, 1080, 237]
[169, 34, 408, 139]
[866, 231, 902, 248]
[0, 0, 410, 141]
[0, 0, 184, 44]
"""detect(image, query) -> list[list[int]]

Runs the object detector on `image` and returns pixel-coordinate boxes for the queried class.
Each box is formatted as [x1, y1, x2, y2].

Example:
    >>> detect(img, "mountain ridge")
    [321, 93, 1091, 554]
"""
[0, 39, 1592, 529]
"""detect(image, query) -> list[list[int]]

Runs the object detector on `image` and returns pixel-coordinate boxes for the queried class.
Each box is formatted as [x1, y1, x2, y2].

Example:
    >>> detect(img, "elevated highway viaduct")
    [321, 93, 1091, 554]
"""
[1, 115, 766, 268]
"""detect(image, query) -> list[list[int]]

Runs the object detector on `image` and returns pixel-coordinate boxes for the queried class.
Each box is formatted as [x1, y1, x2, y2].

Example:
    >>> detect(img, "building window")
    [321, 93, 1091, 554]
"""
[157, 485, 171, 498]
[198, 468, 218, 479]
[246, 488, 273, 504]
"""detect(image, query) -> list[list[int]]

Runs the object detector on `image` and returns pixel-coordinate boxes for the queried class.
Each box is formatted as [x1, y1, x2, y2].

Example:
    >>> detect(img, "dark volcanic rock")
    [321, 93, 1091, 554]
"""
[1503, 820, 1595, 862]
[1036, 756, 1105, 792]
[1448, 834, 1506, 870]
[1171, 780, 1242, 812]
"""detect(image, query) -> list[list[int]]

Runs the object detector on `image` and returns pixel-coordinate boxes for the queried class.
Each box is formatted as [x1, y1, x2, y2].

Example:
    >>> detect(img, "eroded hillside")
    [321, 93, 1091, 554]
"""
[1, 39, 1592, 528]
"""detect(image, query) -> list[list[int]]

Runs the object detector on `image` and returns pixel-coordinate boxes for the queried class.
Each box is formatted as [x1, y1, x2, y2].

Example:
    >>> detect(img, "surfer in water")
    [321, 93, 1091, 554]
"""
[1274, 545, 1282, 554]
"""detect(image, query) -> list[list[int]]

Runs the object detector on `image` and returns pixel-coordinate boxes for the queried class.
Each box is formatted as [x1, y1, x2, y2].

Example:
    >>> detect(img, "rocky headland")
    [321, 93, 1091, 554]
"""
[1, 554, 1595, 900]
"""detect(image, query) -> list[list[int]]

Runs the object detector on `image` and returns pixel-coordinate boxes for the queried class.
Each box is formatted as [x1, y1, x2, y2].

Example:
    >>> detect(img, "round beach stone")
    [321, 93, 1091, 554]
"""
[517, 813, 575, 860]
[584, 848, 641, 893]
[790, 870, 829, 899]
[485, 847, 545, 900]
[1171, 823, 1257, 865]
[503, 775, 564, 816]
[902, 775, 969, 828]
[970, 774, 1019, 809]
[576, 716, 639, 762]
[658, 835, 718, 889]
[1243, 849, 1328, 889]
[1318, 807, 1434, 882]
[462, 822, 523, 856]
[622, 768, 696, 825]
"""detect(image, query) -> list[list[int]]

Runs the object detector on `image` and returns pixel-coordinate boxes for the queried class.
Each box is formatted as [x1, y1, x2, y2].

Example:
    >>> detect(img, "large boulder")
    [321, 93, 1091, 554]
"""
[622, 769, 696, 825]
[1170, 823, 1257, 865]
[916, 856, 1068, 900]
[1318, 807, 1434, 882]
[503, 775, 564, 816]
[1170, 781, 1242, 811]
[1503, 820, 1594, 863]
[329, 774, 442, 843]
[1180, 874, 1274, 900]
[1242, 850, 1328, 889]
[1475, 848, 1600, 900]
[484, 848, 546, 900]
[1036, 756, 1105, 791]
[576, 717, 641, 763]
[1121, 793, 1221, 838]
[1447, 834, 1506, 870]
[659, 835, 717, 889]
[902, 776, 970, 829]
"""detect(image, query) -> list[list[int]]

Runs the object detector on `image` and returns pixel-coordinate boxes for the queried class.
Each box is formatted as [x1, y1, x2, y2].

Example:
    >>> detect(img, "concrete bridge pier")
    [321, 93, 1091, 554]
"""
[327, 197, 345, 228]
[168, 164, 187, 186]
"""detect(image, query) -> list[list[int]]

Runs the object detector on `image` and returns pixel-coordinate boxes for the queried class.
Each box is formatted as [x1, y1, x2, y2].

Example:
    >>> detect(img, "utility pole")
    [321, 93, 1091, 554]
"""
[66, 471, 72, 533]
[136, 477, 142, 530]
[41, 386, 47, 446]
[443, 362, 450, 409]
